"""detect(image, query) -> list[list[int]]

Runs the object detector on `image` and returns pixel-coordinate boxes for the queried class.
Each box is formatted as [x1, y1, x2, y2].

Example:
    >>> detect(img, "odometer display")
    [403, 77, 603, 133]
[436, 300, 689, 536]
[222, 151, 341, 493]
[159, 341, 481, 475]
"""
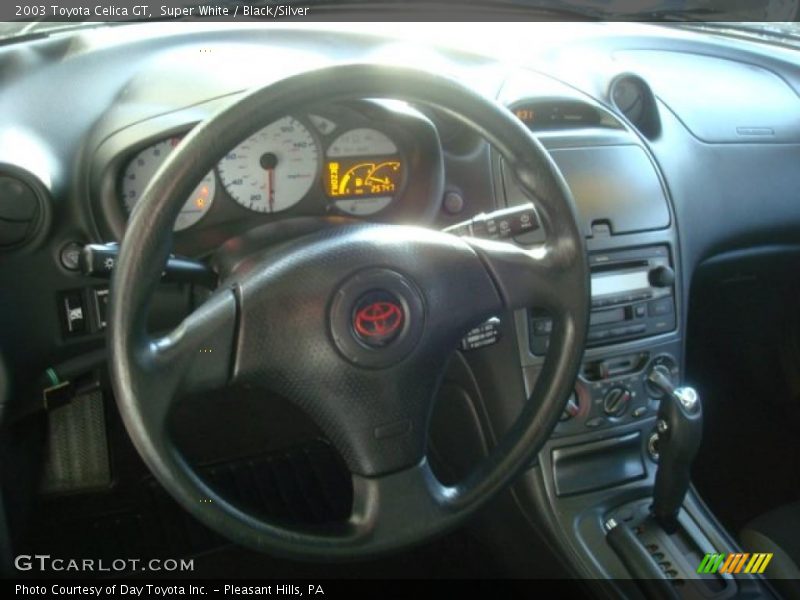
[324, 128, 402, 216]
[324, 159, 402, 216]
[324, 159, 402, 198]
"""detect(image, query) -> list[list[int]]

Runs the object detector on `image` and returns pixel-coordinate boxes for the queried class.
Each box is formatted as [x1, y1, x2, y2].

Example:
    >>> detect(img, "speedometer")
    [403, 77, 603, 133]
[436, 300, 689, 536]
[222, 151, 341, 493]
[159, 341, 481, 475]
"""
[217, 117, 318, 213]
[121, 138, 215, 232]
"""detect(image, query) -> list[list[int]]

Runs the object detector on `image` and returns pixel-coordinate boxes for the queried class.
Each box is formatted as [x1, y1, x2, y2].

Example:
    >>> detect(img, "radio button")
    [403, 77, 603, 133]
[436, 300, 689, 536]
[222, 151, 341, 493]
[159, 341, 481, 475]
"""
[634, 304, 647, 318]
[652, 319, 675, 334]
[626, 324, 647, 335]
[648, 297, 674, 317]
[588, 329, 611, 341]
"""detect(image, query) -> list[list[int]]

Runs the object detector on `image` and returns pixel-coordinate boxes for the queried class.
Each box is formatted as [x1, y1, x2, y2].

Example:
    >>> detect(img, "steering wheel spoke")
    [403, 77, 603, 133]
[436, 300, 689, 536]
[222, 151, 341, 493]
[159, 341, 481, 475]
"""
[347, 459, 457, 552]
[124, 290, 238, 428]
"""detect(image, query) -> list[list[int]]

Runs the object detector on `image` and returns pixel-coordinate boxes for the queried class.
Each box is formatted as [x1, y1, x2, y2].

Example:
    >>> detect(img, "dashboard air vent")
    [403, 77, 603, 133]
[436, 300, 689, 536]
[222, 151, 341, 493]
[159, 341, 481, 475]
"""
[0, 169, 48, 251]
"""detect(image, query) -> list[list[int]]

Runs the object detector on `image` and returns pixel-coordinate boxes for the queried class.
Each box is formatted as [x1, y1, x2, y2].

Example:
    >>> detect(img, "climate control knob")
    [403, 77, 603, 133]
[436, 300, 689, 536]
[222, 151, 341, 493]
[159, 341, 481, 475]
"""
[603, 386, 633, 418]
[560, 391, 581, 422]
[646, 355, 679, 399]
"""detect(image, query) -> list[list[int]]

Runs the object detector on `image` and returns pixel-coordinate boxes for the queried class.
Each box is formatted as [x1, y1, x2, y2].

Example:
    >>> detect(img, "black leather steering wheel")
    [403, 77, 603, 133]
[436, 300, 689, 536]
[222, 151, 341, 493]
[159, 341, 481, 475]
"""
[109, 64, 589, 559]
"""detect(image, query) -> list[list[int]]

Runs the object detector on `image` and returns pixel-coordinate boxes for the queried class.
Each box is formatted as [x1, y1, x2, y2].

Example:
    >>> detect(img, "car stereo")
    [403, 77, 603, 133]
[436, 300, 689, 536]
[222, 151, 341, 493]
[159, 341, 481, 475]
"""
[530, 246, 676, 353]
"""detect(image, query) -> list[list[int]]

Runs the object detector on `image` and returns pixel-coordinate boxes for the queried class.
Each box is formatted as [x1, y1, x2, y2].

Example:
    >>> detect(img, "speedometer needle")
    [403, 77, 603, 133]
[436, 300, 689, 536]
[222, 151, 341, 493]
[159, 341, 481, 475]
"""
[260, 152, 279, 213]
[267, 168, 275, 213]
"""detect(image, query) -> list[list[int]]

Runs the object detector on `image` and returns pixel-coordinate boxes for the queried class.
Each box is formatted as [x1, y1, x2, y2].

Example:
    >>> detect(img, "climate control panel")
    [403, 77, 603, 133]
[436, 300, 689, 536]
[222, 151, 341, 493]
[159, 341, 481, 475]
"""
[554, 351, 679, 437]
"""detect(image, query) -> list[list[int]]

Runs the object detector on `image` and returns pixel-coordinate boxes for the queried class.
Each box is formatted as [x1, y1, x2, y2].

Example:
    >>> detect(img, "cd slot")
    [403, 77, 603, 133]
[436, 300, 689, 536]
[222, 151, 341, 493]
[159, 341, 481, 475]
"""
[590, 260, 649, 274]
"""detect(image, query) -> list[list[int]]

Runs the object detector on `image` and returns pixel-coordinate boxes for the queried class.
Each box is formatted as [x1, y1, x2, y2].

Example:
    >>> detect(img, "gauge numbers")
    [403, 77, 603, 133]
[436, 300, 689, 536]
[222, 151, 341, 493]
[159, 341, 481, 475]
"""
[327, 127, 398, 158]
[121, 137, 215, 232]
[217, 116, 318, 213]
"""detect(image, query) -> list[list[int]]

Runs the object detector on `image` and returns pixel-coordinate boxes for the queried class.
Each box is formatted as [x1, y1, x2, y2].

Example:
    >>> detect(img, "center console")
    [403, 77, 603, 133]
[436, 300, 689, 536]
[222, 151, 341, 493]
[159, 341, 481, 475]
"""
[533, 245, 678, 440]
[506, 226, 770, 598]
[479, 71, 775, 598]
[512, 236, 688, 519]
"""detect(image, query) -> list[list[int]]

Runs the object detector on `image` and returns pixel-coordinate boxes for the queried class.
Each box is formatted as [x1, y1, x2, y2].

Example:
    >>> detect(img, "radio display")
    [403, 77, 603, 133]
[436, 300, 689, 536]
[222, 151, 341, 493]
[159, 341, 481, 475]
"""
[591, 270, 649, 297]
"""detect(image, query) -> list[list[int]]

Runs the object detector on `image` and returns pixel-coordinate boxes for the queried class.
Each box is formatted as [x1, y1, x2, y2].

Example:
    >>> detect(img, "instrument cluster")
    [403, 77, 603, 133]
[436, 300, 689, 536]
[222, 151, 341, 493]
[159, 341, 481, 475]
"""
[118, 108, 412, 234]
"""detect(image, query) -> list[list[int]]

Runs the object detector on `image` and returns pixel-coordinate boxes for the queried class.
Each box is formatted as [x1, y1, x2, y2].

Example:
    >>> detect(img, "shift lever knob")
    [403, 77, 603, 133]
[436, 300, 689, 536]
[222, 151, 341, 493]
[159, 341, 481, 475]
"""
[648, 369, 703, 533]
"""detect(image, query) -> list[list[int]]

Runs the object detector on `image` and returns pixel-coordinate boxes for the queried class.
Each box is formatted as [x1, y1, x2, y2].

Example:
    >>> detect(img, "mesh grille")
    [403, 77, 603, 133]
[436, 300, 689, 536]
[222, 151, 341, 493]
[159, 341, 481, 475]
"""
[41, 390, 111, 494]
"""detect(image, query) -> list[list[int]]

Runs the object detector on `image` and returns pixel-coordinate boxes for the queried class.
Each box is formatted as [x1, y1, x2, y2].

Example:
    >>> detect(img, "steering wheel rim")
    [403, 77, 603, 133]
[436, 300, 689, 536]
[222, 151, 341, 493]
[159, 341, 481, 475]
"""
[109, 64, 589, 559]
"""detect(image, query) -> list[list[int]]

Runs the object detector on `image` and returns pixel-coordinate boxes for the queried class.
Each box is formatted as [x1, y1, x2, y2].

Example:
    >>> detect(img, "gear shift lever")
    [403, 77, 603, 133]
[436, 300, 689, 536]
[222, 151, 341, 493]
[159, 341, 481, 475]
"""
[648, 369, 703, 533]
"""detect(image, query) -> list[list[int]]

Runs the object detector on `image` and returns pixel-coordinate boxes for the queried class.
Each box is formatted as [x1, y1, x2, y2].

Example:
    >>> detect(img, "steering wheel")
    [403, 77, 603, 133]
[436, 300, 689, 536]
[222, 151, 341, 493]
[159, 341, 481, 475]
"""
[109, 64, 589, 559]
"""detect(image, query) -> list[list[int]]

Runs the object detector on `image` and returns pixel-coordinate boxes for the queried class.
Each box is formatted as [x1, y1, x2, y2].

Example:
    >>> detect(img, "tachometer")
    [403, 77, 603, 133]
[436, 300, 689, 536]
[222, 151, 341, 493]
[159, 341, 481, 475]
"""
[217, 116, 318, 213]
[121, 138, 215, 232]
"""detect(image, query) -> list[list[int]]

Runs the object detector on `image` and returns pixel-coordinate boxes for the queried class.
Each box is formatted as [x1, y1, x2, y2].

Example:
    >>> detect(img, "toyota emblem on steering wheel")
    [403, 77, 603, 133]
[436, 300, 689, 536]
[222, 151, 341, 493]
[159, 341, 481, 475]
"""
[353, 294, 404, 347]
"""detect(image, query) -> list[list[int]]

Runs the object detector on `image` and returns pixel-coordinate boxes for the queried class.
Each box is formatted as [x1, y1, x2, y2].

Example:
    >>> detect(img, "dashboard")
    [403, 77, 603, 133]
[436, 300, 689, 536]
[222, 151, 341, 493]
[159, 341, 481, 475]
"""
[1, 20, 800, 411]
[2, 19, 800, 583]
